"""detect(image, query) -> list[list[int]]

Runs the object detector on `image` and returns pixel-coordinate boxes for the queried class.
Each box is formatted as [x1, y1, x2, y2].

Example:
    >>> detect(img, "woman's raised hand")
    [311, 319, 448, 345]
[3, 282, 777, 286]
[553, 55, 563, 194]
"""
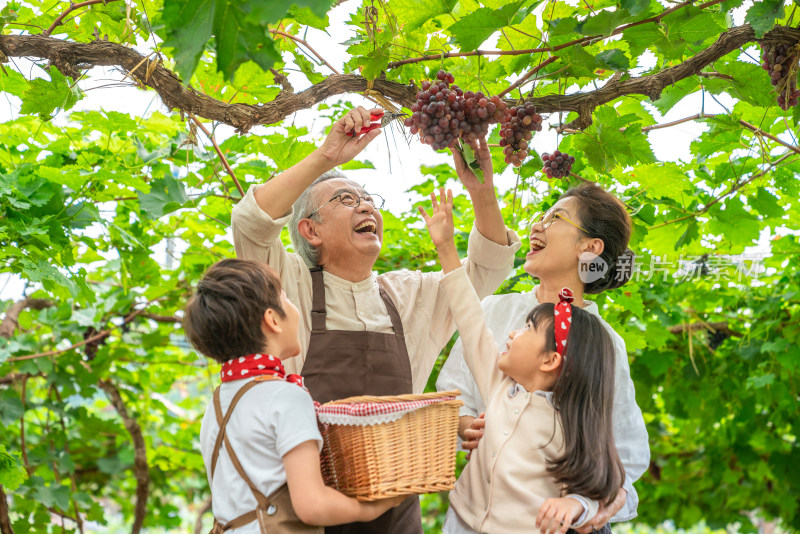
[316, 106, 383, 166]
[418, 187, 454, 249]
[452, 136, 494, 191]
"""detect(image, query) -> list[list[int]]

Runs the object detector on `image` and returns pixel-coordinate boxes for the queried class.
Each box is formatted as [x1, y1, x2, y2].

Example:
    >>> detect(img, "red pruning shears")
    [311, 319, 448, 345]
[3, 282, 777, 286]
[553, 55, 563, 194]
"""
[346, 110, 407, 136]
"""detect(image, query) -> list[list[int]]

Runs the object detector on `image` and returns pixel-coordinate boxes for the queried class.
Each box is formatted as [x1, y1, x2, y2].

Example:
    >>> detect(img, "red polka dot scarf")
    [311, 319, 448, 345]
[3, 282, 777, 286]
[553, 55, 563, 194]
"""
[220, 353, 306, 389]
[554, 288, 574, 354]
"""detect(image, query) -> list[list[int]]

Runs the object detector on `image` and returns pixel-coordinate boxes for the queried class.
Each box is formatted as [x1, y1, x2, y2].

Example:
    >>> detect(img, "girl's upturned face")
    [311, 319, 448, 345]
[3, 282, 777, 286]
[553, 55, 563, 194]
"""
[523, 197, 586, 280]
[498, 320, 550, 383]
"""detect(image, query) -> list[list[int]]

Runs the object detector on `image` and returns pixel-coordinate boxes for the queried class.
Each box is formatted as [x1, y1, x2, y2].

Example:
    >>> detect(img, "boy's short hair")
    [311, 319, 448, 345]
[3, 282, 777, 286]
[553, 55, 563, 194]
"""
[184, 259, 286, 363]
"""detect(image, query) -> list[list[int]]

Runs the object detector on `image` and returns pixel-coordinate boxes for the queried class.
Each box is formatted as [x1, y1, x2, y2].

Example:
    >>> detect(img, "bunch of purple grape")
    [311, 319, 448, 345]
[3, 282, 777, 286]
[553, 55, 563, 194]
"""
[405, 71, 508, 150]
[499, 104, 543, 167]
[541, 150, 575, 179]
[761, 43, 800, 110]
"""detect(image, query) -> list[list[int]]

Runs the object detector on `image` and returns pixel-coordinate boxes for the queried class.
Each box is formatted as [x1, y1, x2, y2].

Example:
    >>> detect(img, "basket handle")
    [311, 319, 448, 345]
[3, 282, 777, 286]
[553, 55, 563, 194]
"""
[324, 389, 462, 405]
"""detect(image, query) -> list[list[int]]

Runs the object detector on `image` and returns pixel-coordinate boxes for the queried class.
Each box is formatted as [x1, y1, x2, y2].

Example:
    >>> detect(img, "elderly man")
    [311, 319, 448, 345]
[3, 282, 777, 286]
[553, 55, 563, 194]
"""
[231, 106, 520, 534]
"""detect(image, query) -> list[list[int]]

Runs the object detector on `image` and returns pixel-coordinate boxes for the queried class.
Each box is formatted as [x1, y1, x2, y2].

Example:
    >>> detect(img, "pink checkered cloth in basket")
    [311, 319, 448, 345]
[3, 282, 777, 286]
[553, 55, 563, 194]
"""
[316, 396, 458, 426]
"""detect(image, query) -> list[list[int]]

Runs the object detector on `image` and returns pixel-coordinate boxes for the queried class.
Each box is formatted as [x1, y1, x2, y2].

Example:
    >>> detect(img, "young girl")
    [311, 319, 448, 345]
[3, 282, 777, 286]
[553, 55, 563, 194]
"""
[419, 190, 625, 534]
[184, 259, 404, 533]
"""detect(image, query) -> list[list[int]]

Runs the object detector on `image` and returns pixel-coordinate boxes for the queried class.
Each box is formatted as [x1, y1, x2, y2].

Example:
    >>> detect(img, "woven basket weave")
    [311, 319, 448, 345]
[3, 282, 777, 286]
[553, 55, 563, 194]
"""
[318, 390, 463, 502]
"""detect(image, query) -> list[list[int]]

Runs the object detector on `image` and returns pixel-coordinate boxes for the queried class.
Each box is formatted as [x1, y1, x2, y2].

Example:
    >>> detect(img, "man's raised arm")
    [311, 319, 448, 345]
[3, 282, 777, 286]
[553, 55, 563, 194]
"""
[252, 106, 383, 218]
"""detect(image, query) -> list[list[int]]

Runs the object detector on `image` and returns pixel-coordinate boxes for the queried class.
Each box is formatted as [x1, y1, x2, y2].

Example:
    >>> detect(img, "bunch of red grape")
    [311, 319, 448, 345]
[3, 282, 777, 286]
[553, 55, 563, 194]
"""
[761, 43, 800, 110]
[499, 104, 543, 167]
[541, 150, 575, 179]
[405, 70, 508, 150]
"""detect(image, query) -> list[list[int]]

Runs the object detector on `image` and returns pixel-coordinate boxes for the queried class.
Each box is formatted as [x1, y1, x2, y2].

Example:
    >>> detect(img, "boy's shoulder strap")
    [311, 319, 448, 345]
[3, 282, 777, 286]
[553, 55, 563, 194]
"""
[210, 378, 285, 507]
[210, 380, 260, 479]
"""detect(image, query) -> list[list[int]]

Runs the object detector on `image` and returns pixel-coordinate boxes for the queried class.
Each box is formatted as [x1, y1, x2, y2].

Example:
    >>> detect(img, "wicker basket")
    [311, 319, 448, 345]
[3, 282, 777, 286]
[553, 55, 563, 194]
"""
[317, 390, 463, 502]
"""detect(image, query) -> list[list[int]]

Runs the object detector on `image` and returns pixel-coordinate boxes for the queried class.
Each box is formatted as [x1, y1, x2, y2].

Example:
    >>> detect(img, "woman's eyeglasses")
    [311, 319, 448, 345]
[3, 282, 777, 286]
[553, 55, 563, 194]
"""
[306, 192, 385, 218]
[528, 209, 589, 234]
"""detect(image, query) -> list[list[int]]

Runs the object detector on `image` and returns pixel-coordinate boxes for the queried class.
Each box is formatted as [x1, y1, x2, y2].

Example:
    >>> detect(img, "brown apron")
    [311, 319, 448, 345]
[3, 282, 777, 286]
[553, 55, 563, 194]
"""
[209, 379, 321, 534]
[301, 267, 423, 534]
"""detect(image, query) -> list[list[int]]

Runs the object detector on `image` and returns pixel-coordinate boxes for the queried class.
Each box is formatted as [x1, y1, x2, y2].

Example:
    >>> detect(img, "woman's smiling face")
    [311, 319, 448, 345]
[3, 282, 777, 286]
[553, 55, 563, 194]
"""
[523, 197, 586, 280]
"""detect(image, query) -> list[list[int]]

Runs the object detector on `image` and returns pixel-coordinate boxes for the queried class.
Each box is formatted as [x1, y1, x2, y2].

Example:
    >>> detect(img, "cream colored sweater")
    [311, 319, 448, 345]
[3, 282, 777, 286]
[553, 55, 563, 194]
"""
[441, 267, 599, 533]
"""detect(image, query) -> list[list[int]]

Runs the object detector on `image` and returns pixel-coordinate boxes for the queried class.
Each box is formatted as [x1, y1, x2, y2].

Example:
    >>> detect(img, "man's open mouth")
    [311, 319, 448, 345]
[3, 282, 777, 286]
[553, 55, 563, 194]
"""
[530, 237, 546, 251]
[354, 221, 377, 234]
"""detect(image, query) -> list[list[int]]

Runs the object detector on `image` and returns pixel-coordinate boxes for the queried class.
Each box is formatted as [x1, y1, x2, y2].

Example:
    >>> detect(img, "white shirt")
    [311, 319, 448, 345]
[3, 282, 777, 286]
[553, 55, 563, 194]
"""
[436, 288, 649, 522]
[199, 379, 322, 533]
[231, 184, 521, 394]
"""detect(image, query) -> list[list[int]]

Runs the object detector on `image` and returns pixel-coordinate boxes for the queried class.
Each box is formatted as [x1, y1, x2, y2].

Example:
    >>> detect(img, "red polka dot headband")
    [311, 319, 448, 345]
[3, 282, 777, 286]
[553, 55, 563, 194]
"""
[554, 288, 574, 354]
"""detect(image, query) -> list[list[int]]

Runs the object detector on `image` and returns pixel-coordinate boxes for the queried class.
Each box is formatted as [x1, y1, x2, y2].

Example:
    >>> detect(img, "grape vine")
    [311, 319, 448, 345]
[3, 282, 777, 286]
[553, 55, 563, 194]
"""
[541, 150, 575, 179]
[499, 104, 543, 167]
[761, 42, 800, 110]
[405, 71, 508, 151]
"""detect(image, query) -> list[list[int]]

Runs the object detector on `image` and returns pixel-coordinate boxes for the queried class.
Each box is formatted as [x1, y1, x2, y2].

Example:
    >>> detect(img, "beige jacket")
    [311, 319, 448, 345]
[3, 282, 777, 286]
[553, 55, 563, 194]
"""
[441, 268, 599, 533]
[231, 185, 521, 394]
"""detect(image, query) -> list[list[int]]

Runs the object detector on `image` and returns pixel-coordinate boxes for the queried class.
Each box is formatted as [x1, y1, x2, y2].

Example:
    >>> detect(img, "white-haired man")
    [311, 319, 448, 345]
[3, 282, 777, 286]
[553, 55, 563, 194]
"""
[231, 106, 520, 534]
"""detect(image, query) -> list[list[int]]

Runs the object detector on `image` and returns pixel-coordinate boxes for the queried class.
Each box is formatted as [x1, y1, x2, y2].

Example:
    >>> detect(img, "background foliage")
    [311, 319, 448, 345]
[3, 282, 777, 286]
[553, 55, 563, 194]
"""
[0, 0, 798, 532]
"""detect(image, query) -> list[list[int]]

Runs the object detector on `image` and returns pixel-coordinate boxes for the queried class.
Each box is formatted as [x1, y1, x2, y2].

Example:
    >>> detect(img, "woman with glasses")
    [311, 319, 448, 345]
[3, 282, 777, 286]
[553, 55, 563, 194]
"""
[230, 106, 521, 534]
[437, 183, 649, 533]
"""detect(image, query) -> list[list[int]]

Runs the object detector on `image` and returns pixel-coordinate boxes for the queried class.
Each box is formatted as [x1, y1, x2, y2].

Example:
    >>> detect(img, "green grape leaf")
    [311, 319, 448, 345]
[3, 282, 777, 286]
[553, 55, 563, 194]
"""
[161, 0, 216, 82]
[0, 445, 28, 491]
[247, 0, 335, 21]
[620, 0, 650, 17]
[577, 9, 632, 37]
[19, 66, 82, 119]
[447, 2, 526, 51]
[287, 5, 329, 29]
[745, 0, 784, 38]
[391, 0, 458, 32]
[294, 54, 326, 84]
[570, 106, 655, 171]
[0, 68, 28, 97]
[213, 2, 281, 80]
[456, 142, 484, 183]
[137, 172, 190, 219]
[33, 483, 72, 511]
[0, 2, 20, 29]
[663, 7, 725, 46]
[594, 49, 630, 71]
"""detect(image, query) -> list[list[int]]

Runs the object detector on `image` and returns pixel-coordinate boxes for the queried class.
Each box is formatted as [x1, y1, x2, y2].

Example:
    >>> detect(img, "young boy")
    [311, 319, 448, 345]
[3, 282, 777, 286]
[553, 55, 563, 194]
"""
[185, 259, 403, 532]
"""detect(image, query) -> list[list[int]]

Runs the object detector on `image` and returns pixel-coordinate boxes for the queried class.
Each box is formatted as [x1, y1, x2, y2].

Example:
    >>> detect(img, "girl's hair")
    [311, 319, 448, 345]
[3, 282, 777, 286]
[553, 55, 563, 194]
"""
[561, 183, 634, 294]
[527, 304, 625, 505]
[184, 259, 286, 363]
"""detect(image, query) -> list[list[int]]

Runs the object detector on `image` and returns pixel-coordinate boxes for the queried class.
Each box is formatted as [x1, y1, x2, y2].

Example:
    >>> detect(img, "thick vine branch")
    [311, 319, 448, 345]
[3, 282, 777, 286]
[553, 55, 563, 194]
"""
[97, 380, 149, 534]
[0, 298, 54, 339]
[535, 24, 759, 129]
[0, 35, 416, 133]
[3, 25, 799, 133]
[0, 486, 12, 534]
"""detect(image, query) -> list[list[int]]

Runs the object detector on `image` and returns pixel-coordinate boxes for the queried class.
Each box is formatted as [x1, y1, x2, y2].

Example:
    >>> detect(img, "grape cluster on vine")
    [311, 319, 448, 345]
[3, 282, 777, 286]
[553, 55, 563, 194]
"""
[405, 70, 507, 151]
[541, 150, 575, 179]
[761, 43, 800, 110]
[499, 104, 543, 167]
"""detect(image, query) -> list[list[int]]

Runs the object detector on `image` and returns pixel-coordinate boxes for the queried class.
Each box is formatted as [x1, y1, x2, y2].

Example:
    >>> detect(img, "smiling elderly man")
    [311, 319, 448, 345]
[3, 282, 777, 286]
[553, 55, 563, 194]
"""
[231, 107, 520, 534]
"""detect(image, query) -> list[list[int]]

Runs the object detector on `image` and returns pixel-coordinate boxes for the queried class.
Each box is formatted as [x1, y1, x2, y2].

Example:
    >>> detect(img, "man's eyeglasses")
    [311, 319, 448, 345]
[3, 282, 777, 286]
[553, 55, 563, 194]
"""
[529, 208, 589, 234]
[306, 192, 385, 218]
